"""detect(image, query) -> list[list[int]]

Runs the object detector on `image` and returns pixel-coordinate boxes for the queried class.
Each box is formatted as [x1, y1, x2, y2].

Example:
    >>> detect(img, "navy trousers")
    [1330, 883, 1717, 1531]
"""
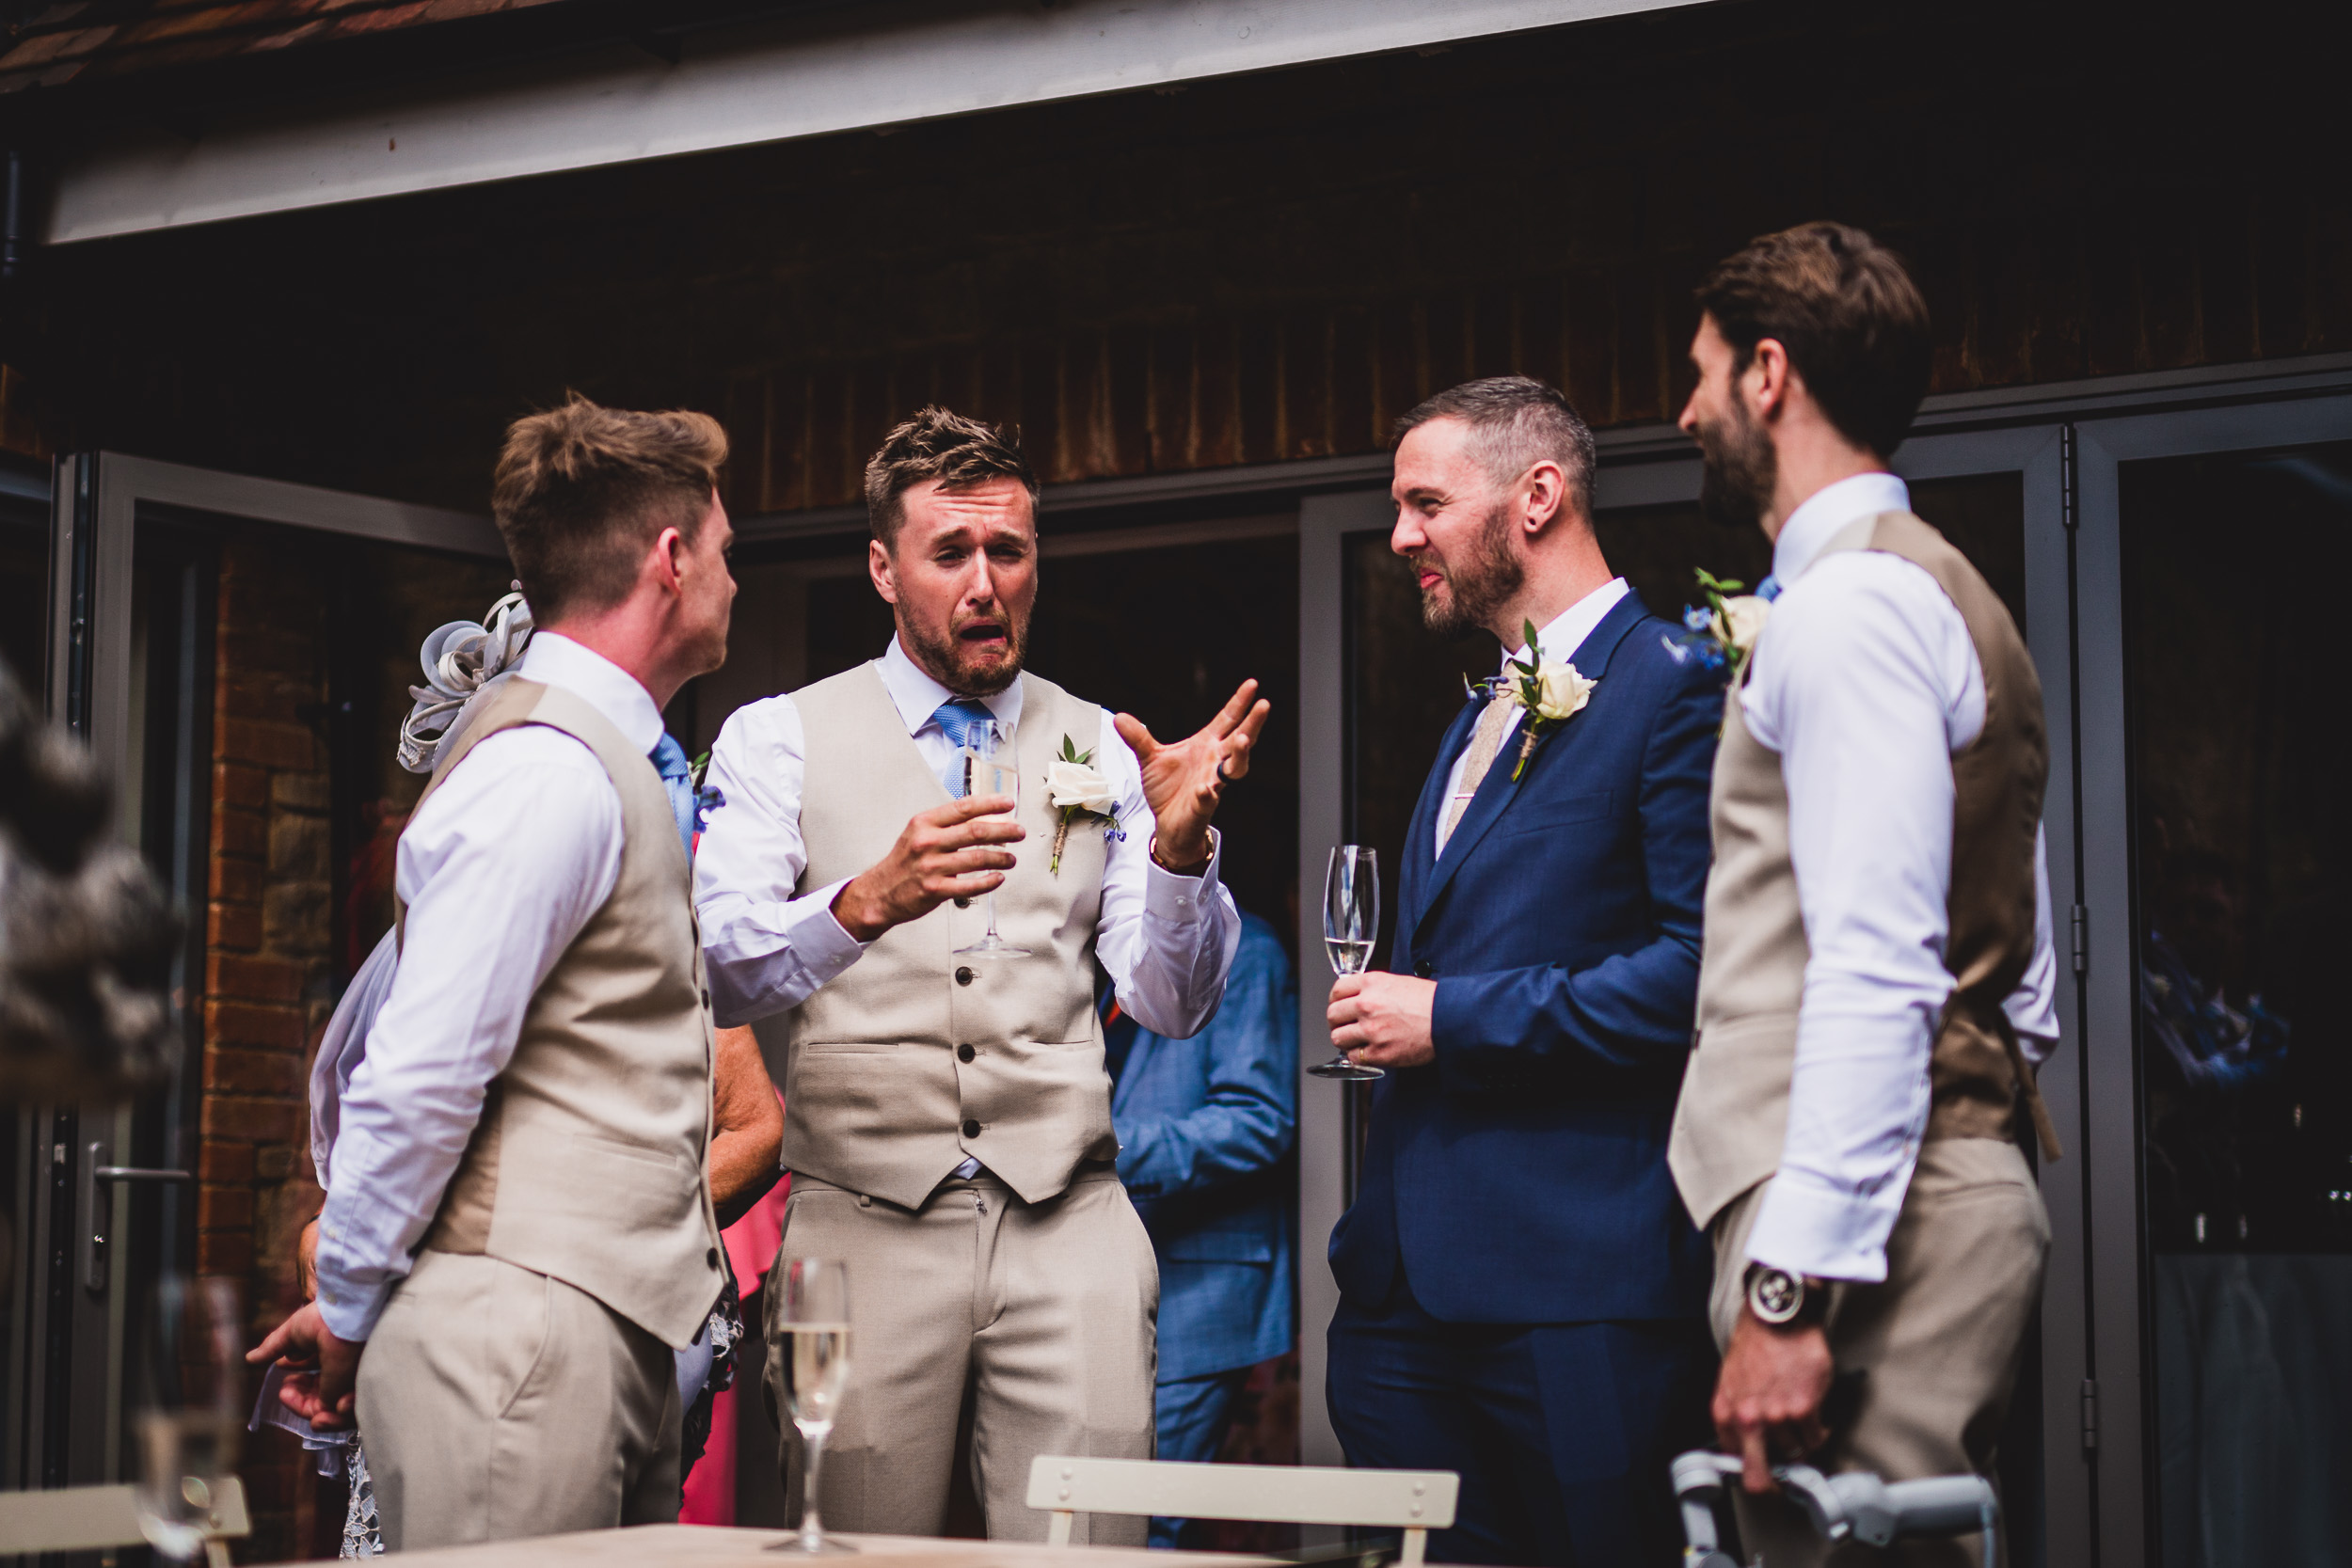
[1327, 1278, 1715, 1567]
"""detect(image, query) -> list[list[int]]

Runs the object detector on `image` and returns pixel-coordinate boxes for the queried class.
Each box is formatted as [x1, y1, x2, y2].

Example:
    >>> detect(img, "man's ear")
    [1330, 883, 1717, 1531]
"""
[867, 537, 900, 606]
[653, 526, 688, 592]
[1746, 338, 1793, 422]
[1520, 460, 1568, 535]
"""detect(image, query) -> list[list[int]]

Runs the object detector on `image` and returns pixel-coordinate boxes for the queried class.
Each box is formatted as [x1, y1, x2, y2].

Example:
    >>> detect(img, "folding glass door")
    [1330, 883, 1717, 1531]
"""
[10, 453, 501, 1531]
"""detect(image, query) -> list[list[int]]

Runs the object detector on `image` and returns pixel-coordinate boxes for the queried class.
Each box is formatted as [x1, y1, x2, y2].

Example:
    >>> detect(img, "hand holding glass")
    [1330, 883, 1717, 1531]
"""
[771, 1259, 857, 1555]
[1311, 845, 1386, 1081]
[953, 720, 1030, 957]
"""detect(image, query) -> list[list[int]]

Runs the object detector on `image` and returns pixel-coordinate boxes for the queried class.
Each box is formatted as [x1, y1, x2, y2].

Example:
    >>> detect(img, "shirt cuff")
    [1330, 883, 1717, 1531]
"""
[791, 877, 870, 974]
[1143, 828, 1223, 918]
[1742, 1161, 1908, 1285]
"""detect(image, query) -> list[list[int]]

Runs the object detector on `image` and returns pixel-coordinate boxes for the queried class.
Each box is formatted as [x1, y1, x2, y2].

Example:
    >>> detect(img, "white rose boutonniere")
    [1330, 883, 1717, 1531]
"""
[1486, 618, 1598, 783]
[1045, 736, 1120, 874]
[1662, 567, 1778, 688]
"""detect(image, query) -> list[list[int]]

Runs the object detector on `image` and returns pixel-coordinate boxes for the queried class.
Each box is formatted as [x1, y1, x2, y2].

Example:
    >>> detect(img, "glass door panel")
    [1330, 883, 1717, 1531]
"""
[2120, 438, 2352, 1567]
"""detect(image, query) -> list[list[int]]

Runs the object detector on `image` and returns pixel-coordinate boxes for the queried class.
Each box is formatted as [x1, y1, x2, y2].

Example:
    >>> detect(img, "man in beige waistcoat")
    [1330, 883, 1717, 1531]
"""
[695, 406, 1268, 1543]
[1665, 226, 2064, 1565]
[250, 399, 737, 1548]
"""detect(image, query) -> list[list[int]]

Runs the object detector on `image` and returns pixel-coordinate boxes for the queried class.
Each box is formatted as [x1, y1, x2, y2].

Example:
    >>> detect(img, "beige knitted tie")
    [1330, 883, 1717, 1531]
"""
[1437, 693, 1519, 855]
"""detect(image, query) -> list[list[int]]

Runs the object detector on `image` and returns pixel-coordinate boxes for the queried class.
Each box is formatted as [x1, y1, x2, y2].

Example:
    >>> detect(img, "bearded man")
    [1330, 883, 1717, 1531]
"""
[693, 406, 1267, 1543]
[1323, 377, 1721, 1566]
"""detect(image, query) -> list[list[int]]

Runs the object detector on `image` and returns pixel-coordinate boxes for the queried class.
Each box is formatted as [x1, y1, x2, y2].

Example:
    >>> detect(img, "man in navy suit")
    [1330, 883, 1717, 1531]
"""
[1325, 377, 1721, 1566]
[1105, 908, 1297, 1548]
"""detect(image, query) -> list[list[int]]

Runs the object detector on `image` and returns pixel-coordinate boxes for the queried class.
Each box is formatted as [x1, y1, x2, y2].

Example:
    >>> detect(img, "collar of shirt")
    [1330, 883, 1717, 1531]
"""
[515, 632, 666, 753]
[1495, 578, 1631, 676]
[877, 634, 1025, 738]
[1772, 471, 1912, 585]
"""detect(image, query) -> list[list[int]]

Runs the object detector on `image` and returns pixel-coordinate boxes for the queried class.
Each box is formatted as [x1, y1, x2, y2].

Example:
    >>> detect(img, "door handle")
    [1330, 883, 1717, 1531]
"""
[83, 1141, 194, 1293]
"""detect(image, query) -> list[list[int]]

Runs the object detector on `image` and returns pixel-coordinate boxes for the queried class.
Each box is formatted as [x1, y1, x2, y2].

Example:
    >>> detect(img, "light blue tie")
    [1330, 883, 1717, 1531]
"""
[650, 733, 696, 856]
[930, 700, 996, 798]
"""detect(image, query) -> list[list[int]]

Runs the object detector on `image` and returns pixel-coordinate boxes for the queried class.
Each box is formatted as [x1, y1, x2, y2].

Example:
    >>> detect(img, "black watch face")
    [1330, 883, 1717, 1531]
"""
[1752, 1268, 1803, 1322]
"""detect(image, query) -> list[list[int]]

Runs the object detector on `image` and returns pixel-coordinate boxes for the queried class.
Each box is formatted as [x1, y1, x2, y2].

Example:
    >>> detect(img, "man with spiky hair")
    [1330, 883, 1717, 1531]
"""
[695, 405, 1270, 1544]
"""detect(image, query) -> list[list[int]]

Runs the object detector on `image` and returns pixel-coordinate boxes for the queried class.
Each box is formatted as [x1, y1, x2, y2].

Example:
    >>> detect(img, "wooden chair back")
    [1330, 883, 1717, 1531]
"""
[0, 1474, 250, 1565]
[1025, 1456, 1457, 1566]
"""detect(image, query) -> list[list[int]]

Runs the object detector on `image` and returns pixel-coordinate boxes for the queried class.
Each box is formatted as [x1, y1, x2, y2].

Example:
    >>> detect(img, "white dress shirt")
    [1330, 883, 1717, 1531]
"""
[1437, 578, 1629, 853]
[696, 635, 1241, 1046]
[313, 634, 661, 1341]
[1739, 472, 2059, 1284]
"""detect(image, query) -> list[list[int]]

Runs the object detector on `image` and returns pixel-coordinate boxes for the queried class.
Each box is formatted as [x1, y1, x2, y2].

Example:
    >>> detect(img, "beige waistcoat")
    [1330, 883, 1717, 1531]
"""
[1668, 511, 2062, 1235]
[402, 677, 723, 1349]
[782, 664, 1116, 1211]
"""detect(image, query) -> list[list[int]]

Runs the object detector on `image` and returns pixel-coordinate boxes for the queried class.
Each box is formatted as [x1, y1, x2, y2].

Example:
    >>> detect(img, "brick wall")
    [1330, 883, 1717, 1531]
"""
[203, 527, 333, 1561]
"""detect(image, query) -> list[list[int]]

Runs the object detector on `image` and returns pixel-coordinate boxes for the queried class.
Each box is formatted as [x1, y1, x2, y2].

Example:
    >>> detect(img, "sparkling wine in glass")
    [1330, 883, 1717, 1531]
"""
[771, 1259, 857, 1555]
[953, 718, 1031, 957]
[135, 1275, 243, 1564]
[1311, 845, 1386, 1081]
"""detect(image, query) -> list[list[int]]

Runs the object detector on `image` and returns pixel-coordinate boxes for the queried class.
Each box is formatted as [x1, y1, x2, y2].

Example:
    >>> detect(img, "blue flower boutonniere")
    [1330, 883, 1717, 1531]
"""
[690, 751, 725, 836]
[1661, 568, 1777, 683]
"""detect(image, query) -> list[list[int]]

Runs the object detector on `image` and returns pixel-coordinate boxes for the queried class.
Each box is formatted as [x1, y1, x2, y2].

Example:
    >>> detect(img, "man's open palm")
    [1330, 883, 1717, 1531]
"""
[1114, 678, 1270, 870]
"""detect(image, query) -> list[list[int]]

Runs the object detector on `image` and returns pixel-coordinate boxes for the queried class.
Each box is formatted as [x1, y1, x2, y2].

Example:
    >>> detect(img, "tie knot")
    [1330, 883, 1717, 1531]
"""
[930, 700, 997, 752]
[649, 732, 691, 782]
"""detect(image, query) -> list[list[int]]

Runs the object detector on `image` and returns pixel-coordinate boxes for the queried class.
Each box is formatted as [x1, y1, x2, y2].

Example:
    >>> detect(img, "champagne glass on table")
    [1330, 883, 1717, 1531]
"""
[771, 1259, 856, 1555]
[953, 718, 1030, 957]
[135, 1275, 243, 1565]
[1311, 844, 1386, 1081]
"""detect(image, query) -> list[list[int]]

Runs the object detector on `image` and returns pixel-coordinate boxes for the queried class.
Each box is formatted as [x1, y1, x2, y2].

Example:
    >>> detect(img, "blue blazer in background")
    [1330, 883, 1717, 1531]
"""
[1327, 592, 1719, 1326]
[1111, 911, 1298, 1383]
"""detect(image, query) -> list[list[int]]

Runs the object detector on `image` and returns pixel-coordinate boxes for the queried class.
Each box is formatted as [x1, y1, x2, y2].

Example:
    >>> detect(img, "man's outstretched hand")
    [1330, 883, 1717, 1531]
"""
[1115, 678, 1271, 873]
[246, 1301, 361, 1431]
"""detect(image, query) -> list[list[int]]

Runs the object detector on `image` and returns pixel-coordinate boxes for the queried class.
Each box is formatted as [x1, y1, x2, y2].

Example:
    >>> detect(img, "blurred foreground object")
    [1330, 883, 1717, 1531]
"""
[0, 657, 180, 1103]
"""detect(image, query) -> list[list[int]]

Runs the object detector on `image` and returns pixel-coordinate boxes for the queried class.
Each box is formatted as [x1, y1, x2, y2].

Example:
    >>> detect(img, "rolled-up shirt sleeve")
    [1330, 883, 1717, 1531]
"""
[312, 728, 619, 1341]
[694, 695, 870, 1027]
[1739, 552, 1985, 1285]
[1092, 711, 1241, 1040]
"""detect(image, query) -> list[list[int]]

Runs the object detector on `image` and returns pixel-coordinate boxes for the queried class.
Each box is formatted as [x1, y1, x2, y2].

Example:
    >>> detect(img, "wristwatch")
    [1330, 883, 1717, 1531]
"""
[1744, 1263, 1827, 1328]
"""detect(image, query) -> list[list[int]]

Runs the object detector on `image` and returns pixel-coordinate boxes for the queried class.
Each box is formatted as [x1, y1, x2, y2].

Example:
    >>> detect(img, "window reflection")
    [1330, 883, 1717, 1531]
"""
[2123, 440, 2352, 1567]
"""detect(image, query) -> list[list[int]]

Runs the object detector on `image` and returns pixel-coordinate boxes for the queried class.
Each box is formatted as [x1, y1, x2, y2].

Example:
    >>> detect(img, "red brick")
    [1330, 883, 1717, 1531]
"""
[208, 900, 263, 951]
[216, 717, 317, 772]
[206, 999, 306, 1051]
[218, 671, 317, 724]
[197, 1229, 254, 1275]
[199, 1141, 255, 1183]
[212, 803, 266, 859]
[208, 855, 265, 904]
[216, 626, 315, 678]
[205, 1045, 303, 1096]
[207, 952, 302, 1005]
[197, 1183, 254, 1230]
[213, 760, 269, 810]
[200, 1095, 302, 1144]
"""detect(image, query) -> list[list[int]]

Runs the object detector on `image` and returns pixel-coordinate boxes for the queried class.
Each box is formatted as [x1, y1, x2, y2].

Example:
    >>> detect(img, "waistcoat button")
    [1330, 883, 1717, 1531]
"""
[700, 989, 710, 1008]
[954, 896, 972, 909]
[706, 1248, 720, 1268]
[957, 1044, 976, 1062]
[955, 967, 976, 986]
[961, 1118, 981, 1138]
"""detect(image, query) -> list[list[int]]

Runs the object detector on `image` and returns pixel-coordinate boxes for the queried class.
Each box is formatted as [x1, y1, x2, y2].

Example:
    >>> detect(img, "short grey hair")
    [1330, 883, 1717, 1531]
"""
[1392, 376, 1597, 520]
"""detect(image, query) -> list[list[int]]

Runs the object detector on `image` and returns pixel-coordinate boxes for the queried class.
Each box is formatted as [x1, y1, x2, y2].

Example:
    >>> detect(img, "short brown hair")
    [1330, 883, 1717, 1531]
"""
[491, 396, 727, 622]
[865, 405, 1040, 546]
[1694, 222, 1932, 457]
[1393, 376, 1598, 518]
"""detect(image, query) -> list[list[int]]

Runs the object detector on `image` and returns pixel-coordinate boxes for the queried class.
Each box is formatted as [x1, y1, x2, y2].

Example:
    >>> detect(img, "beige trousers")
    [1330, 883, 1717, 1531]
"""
[358, 1250, 682, 1552]
[1709, 1138, 2049, 1568]
[768, 1165, 1158, 1544]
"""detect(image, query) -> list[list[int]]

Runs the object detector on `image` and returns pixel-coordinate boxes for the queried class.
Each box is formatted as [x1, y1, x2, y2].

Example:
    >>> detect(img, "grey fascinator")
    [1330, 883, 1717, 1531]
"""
[397, 589, 535, 774]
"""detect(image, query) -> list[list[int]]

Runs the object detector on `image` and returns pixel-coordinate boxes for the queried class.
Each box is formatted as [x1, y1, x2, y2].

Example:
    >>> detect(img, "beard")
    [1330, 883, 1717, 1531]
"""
[1693, 396, 1777, 531]
[902, 604, 1031, 697]
[1415, 498, 1525, 641]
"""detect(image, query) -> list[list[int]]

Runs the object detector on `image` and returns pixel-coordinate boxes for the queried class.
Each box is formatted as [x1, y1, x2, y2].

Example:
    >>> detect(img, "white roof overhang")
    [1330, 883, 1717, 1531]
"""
[43, 0, 1713, 245]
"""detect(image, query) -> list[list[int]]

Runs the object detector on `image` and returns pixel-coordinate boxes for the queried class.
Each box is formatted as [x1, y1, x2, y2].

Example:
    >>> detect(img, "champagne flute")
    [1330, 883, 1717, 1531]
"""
[135, 1275, 243, 1565]
[1311, 844, 1386, 1081]
[771, 1259, 857, 1555]
[953, 718, 1031, 956]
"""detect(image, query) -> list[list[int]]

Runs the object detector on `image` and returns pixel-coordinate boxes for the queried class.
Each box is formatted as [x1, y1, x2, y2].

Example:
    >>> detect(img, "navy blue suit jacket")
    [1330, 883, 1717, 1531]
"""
[1327, 592, 1719, 1325]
